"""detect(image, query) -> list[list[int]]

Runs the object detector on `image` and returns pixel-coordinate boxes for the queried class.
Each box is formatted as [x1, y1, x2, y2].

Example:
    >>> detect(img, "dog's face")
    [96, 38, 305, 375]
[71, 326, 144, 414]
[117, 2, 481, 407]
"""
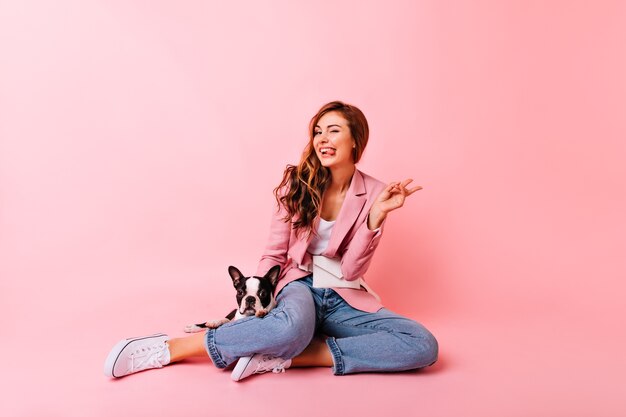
[228, 265, 280, 317]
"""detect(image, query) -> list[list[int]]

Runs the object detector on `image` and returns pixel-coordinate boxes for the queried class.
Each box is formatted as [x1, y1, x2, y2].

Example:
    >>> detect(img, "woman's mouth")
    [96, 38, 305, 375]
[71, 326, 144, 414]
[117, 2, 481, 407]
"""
[319, 147, 336, 156]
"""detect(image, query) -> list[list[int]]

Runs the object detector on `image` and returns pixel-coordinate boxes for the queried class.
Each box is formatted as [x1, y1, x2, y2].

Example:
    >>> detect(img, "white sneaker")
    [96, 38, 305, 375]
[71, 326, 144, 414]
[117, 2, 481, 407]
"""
[104, 333, 170, 378]
[231, 354, 292, 382]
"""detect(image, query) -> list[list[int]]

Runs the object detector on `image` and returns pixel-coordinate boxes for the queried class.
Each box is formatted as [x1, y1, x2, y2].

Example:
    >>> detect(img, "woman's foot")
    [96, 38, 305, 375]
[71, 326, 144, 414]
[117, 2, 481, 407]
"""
[104, 333, 171, 378]
[231, 354, 292, 381]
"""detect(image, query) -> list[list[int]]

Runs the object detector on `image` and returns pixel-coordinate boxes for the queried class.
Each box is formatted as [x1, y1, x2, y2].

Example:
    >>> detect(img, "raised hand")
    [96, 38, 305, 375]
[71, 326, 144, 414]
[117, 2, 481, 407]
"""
[368, 179, 422, 230]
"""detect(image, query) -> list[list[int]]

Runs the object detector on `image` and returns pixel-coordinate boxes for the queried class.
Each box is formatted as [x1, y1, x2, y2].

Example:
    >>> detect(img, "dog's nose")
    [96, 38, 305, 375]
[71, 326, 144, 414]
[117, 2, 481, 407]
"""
[245, 296, 256, 305]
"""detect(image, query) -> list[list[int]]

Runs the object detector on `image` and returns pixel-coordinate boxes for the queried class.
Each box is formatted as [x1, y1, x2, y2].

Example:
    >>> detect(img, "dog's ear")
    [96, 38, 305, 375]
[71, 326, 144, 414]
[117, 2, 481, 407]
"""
[264, 265, 281, 288]
[228, 266, 245, 287]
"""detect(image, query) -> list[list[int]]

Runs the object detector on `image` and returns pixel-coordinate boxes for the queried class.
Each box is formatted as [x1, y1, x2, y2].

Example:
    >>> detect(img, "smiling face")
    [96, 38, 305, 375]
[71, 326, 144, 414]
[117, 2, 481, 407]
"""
[313, 111, 356, 169]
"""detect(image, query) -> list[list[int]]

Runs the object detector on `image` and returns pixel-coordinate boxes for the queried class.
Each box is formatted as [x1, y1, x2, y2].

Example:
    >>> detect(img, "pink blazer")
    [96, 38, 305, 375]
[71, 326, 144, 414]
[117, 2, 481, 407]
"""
[255, 169, 387, 313]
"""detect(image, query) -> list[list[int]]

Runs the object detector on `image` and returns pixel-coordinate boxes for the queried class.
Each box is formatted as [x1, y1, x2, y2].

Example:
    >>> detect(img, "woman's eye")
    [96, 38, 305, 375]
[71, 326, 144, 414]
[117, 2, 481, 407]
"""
[314, 131, 321, 135]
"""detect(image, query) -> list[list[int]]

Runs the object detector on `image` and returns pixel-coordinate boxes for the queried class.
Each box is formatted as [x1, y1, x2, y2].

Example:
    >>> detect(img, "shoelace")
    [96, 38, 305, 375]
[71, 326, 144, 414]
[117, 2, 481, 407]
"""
[254, 355, 288, 375]
[129, 343, 167, 373]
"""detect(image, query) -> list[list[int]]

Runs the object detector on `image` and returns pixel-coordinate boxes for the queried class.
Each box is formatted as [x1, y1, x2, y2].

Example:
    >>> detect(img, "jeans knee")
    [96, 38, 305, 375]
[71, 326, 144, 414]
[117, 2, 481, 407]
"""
[270, 309, 315, 358]
[402, 325, 438, 369]
[413, 328, 438, 368]
[421, 331, 439, 367]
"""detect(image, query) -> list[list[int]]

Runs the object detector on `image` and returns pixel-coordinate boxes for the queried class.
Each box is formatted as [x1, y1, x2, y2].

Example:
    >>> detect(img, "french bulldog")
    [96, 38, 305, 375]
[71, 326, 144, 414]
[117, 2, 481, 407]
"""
[184, 265, 280, 332]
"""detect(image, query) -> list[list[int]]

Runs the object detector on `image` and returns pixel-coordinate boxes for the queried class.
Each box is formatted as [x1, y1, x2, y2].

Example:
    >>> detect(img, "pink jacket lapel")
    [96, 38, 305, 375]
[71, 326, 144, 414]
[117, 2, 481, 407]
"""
[323, 170, 367, 257]
[289, 169, 368, 264]
[289, 217, 318, 264]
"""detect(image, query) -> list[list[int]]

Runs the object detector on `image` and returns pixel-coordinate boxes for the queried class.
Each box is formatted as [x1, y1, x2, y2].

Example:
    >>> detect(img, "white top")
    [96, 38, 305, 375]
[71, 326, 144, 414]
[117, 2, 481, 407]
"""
[307, 218, 335, 255]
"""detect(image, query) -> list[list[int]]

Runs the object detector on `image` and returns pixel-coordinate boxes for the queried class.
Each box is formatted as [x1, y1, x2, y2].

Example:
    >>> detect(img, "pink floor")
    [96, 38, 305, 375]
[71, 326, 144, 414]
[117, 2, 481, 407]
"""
[2, 264, 623, 417]
[2, 1, 625, 416]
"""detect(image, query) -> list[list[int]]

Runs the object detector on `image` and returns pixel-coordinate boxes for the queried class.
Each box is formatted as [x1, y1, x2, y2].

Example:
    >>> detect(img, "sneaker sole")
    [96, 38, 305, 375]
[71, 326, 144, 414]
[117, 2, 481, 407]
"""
[104, 333, 168, 378]
[231, 356, 254, 382]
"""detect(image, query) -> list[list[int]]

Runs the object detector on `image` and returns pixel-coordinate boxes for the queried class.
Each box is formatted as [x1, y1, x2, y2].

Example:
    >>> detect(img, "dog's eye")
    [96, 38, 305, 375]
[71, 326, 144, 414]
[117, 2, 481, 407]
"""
[237, 289, 244, 297]
[259, 290, 266, 298]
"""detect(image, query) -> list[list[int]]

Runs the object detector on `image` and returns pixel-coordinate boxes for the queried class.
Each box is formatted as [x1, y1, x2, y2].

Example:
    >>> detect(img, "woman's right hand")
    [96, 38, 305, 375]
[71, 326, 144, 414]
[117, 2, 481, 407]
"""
[368, 179, 422, 230]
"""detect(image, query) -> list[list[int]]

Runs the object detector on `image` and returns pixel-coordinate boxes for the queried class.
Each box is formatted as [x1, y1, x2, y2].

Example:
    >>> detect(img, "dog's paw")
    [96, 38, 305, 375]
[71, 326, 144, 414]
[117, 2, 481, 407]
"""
[202, 318, 231, 329]
[255, 310, 268, 318]
[183, 323, 205, 333]
[183, 319, 229, 333]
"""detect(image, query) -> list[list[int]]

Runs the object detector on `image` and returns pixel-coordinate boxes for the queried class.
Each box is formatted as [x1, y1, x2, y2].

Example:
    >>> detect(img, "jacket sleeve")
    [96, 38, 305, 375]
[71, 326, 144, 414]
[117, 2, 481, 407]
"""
[339, 212, 387, 281]
[256, 198, 292, 277]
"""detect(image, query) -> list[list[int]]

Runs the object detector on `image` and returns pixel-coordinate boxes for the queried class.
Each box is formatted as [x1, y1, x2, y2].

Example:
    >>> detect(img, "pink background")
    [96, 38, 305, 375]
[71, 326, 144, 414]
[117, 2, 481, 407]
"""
[1, 1, 625, 416]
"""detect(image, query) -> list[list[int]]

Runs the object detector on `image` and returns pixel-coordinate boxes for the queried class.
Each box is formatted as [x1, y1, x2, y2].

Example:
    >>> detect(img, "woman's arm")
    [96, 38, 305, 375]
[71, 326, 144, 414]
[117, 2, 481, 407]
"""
[340, 216, 386, 281]
[340, 179, 422, 281]
[255, 197, 292, 277]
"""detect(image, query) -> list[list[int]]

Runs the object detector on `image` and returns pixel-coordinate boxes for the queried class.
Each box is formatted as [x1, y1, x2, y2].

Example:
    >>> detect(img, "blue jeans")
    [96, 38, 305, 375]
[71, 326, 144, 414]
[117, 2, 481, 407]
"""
[204, 276, 438, 375]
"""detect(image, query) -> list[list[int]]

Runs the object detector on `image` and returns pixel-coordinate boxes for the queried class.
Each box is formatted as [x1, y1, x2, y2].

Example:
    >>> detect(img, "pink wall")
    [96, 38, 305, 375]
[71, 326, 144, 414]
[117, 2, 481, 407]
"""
[1, 1, 625, 416]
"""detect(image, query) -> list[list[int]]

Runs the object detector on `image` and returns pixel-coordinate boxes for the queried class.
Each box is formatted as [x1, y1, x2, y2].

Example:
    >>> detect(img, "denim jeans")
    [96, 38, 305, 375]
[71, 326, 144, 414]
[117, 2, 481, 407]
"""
[204, 276, 438, 375]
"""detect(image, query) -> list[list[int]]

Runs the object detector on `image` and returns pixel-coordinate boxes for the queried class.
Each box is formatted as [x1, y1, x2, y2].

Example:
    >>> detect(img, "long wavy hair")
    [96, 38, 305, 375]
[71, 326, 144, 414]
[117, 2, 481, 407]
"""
[273, 101, 370, 237]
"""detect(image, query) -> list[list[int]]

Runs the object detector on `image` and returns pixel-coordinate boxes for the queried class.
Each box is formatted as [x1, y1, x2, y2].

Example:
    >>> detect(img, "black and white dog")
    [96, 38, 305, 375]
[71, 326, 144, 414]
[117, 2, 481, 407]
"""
[184, 265, 280, 332]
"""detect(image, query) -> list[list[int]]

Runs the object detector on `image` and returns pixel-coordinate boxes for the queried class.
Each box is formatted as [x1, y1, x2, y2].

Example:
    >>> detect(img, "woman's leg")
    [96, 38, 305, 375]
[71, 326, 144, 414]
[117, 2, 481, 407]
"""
[161, 286, 437, 375]
[167, 332, 208, 362]
[104, 280, 318, 378]
[290, 335, 333, 367]
[204, 280, 317, 368]
[165, 332, 333, 369]
[165, 323, 332, 367]
[320, 297, 438, 375]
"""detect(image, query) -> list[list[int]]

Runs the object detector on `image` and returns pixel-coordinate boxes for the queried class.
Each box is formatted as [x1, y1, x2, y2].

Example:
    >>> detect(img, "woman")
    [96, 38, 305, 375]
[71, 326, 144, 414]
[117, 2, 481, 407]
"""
[104, 101, 438, 380]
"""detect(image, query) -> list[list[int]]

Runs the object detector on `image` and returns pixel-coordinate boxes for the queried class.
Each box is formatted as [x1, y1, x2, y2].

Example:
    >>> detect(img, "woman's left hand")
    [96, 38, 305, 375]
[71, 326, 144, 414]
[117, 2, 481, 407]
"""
[368, 179, 422, 229]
